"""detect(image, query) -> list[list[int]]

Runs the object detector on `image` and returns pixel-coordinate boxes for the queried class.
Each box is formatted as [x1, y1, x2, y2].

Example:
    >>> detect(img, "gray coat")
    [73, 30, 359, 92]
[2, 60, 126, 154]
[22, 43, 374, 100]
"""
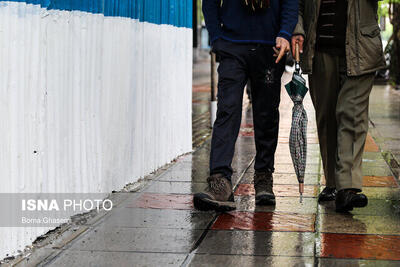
[293, 0, 386, 76]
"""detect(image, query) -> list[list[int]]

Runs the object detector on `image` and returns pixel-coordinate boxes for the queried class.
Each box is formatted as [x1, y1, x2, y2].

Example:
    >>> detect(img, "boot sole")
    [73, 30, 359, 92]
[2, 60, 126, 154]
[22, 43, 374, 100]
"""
[318, 195, 336, 202]
[335, 203, 354, 212]
[255, 195, 276, 206]
[193, 194, 236, 212]
[336, 198, 368, 212]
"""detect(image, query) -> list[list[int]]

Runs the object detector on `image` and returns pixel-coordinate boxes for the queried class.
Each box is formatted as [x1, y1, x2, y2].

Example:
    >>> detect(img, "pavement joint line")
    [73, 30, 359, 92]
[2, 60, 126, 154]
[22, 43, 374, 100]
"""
[180, 153, 256, 266]
[233, 156, 256, 191]
[192, 253, 315, 257]
[36, 249, 66, 267]
[51, 248, 190, 254]
[180, 249, 200, 267]
[181, 216, 219, 267]
[317, 232, 400, 237]
[192, 111, 210, 122]
[313, 153, 323, 265]
[51, 226, 90, 250]
[368, 122, 400, 181]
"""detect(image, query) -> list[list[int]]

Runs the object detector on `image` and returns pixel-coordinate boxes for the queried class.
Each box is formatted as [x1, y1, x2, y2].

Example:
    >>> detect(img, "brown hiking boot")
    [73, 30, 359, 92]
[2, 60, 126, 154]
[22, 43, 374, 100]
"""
[254, 171, 275, 205]
[193, 173, 236, 211]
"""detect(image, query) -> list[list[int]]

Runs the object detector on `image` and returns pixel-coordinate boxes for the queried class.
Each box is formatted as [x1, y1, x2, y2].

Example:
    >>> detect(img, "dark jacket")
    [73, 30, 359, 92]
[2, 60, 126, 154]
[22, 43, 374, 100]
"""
[202, 0, 298, 45]
[294, 0, 386, 76]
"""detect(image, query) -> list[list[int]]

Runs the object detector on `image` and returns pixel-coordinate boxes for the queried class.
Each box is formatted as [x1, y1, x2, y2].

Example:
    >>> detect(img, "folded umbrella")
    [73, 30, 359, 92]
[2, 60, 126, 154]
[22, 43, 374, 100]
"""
[285, 43, 308, 202]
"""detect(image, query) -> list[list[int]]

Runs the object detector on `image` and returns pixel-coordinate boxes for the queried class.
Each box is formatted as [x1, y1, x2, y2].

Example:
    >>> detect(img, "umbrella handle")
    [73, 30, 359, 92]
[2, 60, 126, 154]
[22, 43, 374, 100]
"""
[295, 43, 301, 72]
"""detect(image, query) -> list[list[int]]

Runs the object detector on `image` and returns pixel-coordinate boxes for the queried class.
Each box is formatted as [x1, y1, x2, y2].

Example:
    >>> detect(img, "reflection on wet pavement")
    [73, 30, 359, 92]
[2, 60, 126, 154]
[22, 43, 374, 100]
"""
[211, 211, 316, 232]
[20, 77, 400, 267]
[320, 233, 400, 260]
[235, 184, 318, 197]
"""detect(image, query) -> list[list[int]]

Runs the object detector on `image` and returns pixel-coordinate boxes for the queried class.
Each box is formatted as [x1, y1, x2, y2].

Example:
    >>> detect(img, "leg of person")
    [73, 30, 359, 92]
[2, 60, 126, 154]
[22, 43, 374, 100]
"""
[194, 40, 248, 211]
[248, 45, 285, 205]
[308, 51, 340, 202]
[335, 61, 374, 212]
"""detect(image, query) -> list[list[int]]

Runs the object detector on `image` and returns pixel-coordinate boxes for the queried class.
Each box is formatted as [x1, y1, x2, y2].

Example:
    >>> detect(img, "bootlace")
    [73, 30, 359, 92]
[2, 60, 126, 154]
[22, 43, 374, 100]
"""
[207, 176, 226, 194]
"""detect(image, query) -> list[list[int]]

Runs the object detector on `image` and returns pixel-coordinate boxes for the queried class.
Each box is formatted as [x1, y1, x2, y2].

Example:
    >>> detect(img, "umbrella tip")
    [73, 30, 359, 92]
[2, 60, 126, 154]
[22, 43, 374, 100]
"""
[299, 183, 304, 203]
[299, 183, 304, 194]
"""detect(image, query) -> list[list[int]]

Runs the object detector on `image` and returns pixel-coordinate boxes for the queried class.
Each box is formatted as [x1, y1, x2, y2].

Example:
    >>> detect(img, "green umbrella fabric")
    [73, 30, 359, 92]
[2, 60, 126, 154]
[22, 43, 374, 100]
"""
[285, 65, 308, 187]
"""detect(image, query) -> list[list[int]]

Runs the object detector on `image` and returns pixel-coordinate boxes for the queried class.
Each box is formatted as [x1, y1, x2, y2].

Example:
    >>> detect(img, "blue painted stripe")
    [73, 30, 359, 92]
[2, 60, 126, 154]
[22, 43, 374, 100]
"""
[1, 0, 192, 28]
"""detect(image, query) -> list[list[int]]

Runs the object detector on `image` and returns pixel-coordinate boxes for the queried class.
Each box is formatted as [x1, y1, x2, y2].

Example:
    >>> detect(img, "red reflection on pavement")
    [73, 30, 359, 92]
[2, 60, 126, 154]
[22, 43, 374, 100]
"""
[363, 176, 398, 187]
[212, 211, 316, 232]
[321, 175, 398, 187]
[364, 134, 380, 152]
[320, 233, 400, 260]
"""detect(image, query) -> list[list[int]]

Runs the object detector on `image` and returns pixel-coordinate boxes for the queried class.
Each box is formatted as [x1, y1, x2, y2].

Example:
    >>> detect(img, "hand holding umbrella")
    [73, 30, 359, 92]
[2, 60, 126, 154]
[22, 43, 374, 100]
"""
[285, 43, 308, 203]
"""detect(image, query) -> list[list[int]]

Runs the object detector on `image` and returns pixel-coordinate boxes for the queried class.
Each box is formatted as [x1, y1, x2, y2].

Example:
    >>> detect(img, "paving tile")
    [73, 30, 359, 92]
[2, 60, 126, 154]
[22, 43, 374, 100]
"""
[362, 166, 394, 176]
[362, 187, 400, 200]
[363, 152, 385, 161]
[320, 176, 398, 187]
[102, 208, 214, 229]
[46, 251, 187, 267]
[278, 138, 320, 144]
[197, 230, 315, 256]
[275, 149, 321, 160]
[157, 158, 252, 184]
[239, 130, 254, 137]
[319, 213, 400, 235]
[127, 193, 193, 210]
[240, 172, 320, 185]
[190, 255, 314, 267]
[362, 176, 398, 187]
[69, 227, 203, 253]
[11, 248, 57, 267]
[275, 154, 321, 164]
[145, 181, 207, 194]
[211, 211, 316, 232]
[234, 184, 318, 198]
[318, 258, 400, 267]
[274, 163, 321, 174]
[157, 168, 196, 182]
[319, 233, 400, 260]
[364, 134, 380, 152]
[236, 196, 317, 214]
[362, 159, 391, 168]
[112, 193, 141, 208]
[318, 199, 400, 216]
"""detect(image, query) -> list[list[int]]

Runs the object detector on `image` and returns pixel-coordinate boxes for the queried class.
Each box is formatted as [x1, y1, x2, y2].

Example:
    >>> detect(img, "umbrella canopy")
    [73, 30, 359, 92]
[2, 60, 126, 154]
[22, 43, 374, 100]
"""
[284, 44, 308, 201]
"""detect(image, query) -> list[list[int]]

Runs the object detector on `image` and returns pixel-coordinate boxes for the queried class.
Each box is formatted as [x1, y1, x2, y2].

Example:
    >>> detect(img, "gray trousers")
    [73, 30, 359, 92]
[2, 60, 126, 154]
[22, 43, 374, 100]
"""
[309, 51, 375, 191]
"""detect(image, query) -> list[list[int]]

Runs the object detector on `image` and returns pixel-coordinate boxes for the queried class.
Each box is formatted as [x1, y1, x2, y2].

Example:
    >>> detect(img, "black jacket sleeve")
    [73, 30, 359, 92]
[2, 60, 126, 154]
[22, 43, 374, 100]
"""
[278, 0, 299, 41]
[202, 0, 223, 44]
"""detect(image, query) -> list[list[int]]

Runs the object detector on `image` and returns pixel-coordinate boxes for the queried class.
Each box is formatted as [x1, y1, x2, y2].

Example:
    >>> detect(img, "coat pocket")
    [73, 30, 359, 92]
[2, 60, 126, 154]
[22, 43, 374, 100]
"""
[360, 24, 381, 38]
[358, 24, 385, 72]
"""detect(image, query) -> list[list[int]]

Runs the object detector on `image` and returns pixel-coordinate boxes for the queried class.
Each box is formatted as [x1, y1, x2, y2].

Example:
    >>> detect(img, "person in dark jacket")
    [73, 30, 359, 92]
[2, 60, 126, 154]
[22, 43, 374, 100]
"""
[194, 0, 298, 211]
[291, 0, 385, 212]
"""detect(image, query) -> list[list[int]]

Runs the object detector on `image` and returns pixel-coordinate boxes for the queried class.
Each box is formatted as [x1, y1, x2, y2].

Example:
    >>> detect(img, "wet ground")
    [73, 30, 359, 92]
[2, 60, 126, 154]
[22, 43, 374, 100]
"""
[7, 61, 400, 266]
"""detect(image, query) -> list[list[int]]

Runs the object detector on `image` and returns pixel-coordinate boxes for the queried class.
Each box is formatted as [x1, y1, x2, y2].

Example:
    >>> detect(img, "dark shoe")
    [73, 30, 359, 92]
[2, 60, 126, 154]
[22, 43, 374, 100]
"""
[335, 189, 368, 212]
[193, 174, 235, 212]
[318, 187, 337, 202]
[254, 171, 276, 205]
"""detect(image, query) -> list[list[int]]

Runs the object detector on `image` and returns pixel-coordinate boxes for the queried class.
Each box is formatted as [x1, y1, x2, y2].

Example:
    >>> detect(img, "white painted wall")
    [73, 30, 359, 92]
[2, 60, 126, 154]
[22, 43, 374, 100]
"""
[0, 1, 192, 258]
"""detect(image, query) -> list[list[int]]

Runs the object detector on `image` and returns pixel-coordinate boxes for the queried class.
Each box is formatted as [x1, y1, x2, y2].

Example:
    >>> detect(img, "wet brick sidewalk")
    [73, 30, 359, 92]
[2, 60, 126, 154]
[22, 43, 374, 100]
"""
[12, 73, 400, 267]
